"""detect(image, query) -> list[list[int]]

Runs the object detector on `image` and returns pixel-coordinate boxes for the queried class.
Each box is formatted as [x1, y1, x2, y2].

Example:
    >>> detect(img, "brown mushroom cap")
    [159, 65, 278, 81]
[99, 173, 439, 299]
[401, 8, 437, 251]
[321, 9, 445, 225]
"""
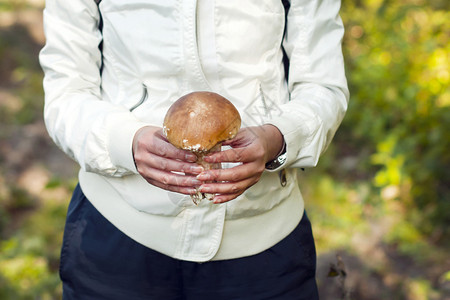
[163, 92, 241, 152]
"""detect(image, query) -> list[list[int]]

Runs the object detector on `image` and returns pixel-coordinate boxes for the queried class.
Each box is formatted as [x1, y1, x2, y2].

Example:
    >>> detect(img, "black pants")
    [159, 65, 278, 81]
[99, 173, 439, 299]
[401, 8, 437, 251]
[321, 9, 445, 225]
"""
[60, 185, 319, 299]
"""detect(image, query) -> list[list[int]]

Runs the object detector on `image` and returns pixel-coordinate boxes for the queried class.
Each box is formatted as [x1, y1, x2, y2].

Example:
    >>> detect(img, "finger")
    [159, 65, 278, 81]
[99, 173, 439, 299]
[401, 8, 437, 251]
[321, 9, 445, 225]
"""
[211, 192, 246, 204]
[198, 176, 258, 195]
[149, 133, 198, 162]
[204, 146, 260, 164]
[140, 167, 202, 188]
[142, 152, 204, 174]
[196, 162, 265, 182]
[152, 143, 197, 162]
[146, 178, 198, 195]
[221, 127, 261, 147]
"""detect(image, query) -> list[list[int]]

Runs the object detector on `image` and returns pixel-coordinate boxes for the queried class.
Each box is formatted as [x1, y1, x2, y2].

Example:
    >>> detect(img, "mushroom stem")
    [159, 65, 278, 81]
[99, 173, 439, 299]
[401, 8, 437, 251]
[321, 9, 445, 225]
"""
[191, 143, 222, 205]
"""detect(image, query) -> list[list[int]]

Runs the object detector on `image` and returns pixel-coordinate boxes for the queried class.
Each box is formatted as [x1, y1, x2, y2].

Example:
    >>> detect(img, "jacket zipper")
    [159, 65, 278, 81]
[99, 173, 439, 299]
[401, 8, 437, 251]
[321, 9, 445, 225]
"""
[279, 169, 287, 187]
[129, 84, 148, 112]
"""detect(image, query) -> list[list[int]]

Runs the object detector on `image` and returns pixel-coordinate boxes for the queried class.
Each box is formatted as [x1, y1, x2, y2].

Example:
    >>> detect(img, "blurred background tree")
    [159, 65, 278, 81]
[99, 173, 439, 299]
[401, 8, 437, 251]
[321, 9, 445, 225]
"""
[341, 0, 449, 240]
[0, 0, 449, 299]
[302, 0, 449, 297]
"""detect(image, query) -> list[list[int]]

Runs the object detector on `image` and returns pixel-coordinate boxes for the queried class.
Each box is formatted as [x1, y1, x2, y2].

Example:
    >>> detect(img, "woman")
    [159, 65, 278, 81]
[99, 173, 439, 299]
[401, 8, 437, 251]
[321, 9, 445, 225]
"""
[40, 0, 348, 298]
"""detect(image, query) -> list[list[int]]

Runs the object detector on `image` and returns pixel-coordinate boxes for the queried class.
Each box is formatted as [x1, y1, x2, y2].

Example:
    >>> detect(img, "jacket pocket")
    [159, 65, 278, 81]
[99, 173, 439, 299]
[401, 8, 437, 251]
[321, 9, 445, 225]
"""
[129, 84, 148, 112]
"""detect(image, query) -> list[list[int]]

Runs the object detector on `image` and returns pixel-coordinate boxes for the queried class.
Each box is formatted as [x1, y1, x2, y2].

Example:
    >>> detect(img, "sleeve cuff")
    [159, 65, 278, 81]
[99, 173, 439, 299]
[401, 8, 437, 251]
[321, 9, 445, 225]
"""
[264, 107, 315, 169]
[107, 119, 150, 174]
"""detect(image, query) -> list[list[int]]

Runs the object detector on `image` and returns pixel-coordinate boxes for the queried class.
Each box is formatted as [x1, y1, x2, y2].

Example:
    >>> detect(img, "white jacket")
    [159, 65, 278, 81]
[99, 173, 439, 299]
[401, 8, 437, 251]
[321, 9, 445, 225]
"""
[40, 0, 348, 262]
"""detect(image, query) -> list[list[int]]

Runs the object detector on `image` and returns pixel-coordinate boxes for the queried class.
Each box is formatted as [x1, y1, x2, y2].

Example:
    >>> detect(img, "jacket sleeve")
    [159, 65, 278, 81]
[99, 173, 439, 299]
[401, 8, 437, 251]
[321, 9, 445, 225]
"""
[39, 0, 148, 176]
[267, 0, 349, 170]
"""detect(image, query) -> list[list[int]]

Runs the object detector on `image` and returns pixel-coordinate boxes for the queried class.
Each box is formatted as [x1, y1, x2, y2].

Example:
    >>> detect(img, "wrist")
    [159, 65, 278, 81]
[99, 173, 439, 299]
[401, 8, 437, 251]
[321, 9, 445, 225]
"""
[261, 124, 284, 162]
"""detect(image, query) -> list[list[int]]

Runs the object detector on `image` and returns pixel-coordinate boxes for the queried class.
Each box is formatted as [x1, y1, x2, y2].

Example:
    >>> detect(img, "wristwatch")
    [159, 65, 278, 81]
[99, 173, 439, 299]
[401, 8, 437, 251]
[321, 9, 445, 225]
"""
[265, 141, 287, 170]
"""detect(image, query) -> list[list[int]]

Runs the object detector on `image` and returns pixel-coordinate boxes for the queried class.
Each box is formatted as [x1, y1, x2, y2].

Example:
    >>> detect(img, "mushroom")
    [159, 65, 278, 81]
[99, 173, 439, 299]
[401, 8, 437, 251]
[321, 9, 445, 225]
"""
[163, 91, 241, 204]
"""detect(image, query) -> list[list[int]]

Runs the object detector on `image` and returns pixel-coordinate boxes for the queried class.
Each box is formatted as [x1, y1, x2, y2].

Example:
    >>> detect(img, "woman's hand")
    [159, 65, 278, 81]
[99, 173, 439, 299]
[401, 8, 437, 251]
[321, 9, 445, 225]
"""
[197, 124, 284, 203]
[132, 126, 204, 195]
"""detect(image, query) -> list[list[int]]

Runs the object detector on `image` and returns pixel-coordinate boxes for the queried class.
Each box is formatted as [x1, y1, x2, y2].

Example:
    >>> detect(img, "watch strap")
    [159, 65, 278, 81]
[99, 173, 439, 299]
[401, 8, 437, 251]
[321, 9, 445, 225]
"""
[265, 141, 287, 170]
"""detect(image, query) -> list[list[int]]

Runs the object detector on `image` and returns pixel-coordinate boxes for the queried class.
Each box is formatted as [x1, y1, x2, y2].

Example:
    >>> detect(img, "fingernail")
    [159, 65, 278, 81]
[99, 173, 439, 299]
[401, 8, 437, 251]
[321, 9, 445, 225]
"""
[185, 154, 197, 162]
[191, 179, 202, 185]
[203, 155, 214, 163]
[199, 185, 211, 193]
[196, 173, 211, 180]
[190, 166, 204, 173]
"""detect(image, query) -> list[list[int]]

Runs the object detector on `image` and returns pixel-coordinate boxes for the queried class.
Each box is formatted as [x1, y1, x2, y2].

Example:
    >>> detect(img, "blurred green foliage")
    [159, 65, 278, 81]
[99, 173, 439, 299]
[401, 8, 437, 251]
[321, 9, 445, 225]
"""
[0, 0, 449, 299]
[0, 23, 43, 124]
[305, 0, 450, 297]
[338, 0, 450, 242]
